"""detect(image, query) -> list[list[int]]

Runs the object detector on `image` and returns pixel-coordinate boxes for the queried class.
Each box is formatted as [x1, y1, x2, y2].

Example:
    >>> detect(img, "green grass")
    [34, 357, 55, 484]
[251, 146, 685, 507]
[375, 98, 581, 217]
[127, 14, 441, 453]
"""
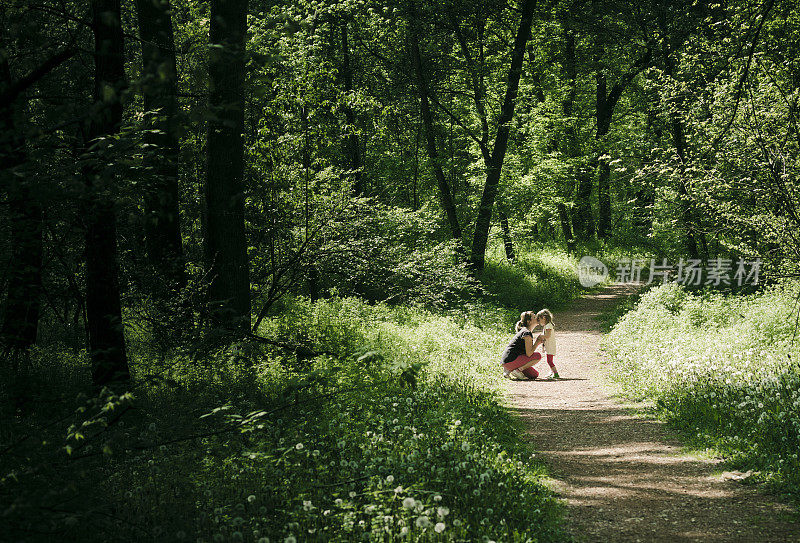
[479, 243, 584, 318]
[1, 245, 584, 542]
[601, 281, 800, 501]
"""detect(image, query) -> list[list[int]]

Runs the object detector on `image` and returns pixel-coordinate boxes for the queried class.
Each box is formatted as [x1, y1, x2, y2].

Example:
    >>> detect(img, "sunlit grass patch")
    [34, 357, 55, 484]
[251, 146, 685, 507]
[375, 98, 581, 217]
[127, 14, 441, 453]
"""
[480, 243, 584, 318]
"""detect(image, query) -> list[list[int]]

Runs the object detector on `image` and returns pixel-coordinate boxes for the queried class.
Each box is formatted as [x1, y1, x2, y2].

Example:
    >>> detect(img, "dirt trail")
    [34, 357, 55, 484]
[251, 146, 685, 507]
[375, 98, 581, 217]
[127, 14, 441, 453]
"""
[506, 283, 800, 542]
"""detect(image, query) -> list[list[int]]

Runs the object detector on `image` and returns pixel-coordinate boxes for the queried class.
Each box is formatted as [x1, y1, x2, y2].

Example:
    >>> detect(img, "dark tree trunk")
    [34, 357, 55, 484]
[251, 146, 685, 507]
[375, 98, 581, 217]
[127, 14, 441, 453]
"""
[572, 158, 596, 240]
[454, 14, 518, 266]
[470, 0, 536, 271]
[412, 122, 419, 211]
[660, 32, 700, 259]
[408, 6, 462, 242]
[135, 0, 185, 290]
[498, 208, 515, 262]
[205, 0, 250, 331]
[307, 265, 319, 302]
[86, 0, 130, 388]
[301, 106, 319, 302]
[635, 108, 660, 233]
[558, 24, 578, 249]
[0, 57, 41, 352]
[340, 20, 363, 196]
[592, 42, 651, 239]
[0, 191, 41, 352]
[596, 156, 611, 237]
[594, 68, 614, 239]
[672, 117, 700, 259]
[556, 202, 574, 252]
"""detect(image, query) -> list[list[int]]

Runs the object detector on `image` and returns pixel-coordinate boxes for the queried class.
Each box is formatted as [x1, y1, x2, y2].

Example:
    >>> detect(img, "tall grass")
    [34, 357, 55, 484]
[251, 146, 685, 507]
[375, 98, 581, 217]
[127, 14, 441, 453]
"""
[602, 282, 800, 497]
[480, 244, 584, 321]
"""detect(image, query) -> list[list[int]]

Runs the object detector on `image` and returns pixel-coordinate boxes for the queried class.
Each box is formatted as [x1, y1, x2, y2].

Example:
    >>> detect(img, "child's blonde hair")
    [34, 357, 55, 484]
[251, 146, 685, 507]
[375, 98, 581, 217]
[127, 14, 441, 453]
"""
[537, 308, 554, 326]
[515, 311, 535, 331]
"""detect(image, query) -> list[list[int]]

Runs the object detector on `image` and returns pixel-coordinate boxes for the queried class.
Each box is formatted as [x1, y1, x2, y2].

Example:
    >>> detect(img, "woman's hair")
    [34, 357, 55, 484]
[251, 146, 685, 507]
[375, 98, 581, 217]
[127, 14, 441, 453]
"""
[537, 308, 554, 326]
[515, 311, 535, 331]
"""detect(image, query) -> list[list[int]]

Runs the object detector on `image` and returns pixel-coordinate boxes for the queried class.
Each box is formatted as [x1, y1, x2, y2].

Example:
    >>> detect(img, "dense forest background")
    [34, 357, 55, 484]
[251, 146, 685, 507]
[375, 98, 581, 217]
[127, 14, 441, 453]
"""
[2, 0, 800, 541]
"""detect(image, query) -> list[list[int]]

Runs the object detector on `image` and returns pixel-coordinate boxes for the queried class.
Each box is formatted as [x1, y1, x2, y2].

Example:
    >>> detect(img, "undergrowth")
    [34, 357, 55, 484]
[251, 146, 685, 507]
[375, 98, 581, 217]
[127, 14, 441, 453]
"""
[602, 281, 800, 500]
[1, 247, 581, 542]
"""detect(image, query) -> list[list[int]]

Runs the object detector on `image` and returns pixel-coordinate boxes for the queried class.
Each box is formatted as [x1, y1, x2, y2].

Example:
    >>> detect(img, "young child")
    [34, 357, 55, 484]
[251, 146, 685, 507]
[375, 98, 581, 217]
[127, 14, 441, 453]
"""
[500, 311, 546, 380]
[536, 309, 559, 379]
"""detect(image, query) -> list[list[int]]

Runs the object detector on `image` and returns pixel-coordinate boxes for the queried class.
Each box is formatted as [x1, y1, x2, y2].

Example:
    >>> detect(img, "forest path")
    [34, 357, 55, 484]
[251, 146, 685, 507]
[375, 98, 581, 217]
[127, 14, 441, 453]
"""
[505, 283, 800, 542]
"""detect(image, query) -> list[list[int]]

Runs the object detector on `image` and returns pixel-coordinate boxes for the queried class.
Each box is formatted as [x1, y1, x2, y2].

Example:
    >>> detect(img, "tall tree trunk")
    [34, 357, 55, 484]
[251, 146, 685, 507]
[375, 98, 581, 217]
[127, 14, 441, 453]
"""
[454, 15, 516, 261]
[596, 155, 611, 237]
[592, 41, 651, 239]
[135, 0, 185, 290]
[660, 31, 700, 259]
[572, 158, 596, 240]
[498, 207, 515, 262]
[412, 121, 419, 210]
[86, 0, 130, 388]
[408, 6, 462, 242]
[671, 115, 700, 259]
[558, 24, 578, 250]
[635, 107, 660, 233]
[556, 202, 574, 252]
[340, 20, 362, 196]
[301, 105, 319, 301]
[205, 0, 250, 330]
[594, 67, 613, 239]
[454, 14, 519, 265]
[470, 0, 536, 271]
[0, 56, 41, 353]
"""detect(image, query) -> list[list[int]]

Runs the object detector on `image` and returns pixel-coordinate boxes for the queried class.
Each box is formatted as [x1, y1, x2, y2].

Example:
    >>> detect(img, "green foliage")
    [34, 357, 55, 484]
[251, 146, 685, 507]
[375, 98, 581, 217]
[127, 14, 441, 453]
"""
[1, 288, 570, 542]
[479, 244, 584, 316]
[602, 282, 800, 497]
[9, 0, 800, 536]
[311, 203, 477, 308]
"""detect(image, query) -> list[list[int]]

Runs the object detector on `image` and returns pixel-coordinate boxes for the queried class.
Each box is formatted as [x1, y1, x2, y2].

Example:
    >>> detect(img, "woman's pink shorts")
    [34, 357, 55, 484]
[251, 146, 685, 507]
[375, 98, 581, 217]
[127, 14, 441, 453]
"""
[503, 352, 541, 379]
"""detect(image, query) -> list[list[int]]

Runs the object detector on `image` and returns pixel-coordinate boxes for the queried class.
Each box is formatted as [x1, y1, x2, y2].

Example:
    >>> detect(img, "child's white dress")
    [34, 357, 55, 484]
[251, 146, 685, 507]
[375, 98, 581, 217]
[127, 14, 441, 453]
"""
[543, 322, 556, 355]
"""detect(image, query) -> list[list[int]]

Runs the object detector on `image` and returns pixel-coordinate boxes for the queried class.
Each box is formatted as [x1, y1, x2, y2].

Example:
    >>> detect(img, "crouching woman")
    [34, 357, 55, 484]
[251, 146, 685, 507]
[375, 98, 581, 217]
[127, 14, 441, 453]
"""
[500, 311, 543, 380]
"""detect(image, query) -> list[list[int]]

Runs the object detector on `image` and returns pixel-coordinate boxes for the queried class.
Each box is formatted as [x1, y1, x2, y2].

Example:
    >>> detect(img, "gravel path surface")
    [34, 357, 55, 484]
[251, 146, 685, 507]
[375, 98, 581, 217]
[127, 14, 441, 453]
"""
[505, 283, 800, 542]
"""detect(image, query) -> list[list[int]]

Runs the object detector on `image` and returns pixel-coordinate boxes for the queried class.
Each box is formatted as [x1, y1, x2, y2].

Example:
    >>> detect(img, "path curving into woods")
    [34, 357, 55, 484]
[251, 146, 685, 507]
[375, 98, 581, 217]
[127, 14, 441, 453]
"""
[506, 283, 800, 542]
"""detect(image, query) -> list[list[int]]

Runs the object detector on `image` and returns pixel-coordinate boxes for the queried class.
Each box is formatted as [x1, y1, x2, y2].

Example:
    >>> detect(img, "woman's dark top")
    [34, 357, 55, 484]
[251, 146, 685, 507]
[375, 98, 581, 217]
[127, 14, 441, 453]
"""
[500, 328, 532, 365]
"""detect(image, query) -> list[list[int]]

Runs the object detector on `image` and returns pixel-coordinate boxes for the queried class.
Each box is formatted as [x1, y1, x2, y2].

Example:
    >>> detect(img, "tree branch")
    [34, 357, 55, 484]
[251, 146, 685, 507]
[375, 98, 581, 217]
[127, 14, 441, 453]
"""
[0, 46, 77, 109]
